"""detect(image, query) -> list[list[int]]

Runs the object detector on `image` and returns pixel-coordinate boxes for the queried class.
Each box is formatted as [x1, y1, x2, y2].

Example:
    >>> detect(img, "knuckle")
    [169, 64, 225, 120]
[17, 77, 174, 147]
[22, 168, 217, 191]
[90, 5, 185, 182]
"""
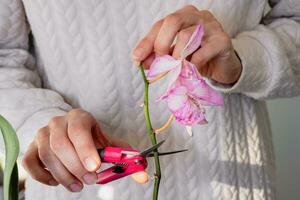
[153, 19, 163, 29]
[178, 29, 192, 41]
[50, 136, 69, 152]
[154, 41, 168, 54]
[184, 4, 198, 11]
[68, 108, 84, 116]
[49, 116, 63, 127]
[36, 127, 48, 141]
[29, 172, 42, 181]
[68, 122, 86, 134]
[69, 165, 85, 176]
[210, 21, 222, 30]
[140, 37, 152, 47]
[191, 53, 206, 66]
[81, 111, 93, 120]
[192, 58, 204, 67]
[69, 108, 92, 120]
[202, 10, 213, 17]
[202, 10, 213, 18]
[22, 154, 32, 170]
[38, 147, 53, 165]
[165, 13, 181, 25]
[219, 33, 230, 44]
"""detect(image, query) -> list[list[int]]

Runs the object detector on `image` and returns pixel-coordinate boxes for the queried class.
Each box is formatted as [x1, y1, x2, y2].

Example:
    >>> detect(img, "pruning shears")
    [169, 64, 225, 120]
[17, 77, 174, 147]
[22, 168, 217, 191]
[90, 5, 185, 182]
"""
[96, 140, 187, 184]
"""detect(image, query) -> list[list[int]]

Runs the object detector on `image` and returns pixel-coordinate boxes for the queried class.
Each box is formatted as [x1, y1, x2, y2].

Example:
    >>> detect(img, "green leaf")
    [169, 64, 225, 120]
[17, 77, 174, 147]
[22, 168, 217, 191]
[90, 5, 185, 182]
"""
[0, 115, 19, 200]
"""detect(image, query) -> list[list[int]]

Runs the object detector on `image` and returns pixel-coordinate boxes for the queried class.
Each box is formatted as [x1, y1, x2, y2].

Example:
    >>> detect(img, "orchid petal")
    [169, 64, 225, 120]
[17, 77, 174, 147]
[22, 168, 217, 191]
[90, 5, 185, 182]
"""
[166, 86, 188, 111]
[156, 66, 183, 101]
[167, 64, 182, 89]
[146, 55, 180, 78]
[192, 80, 223, 106]
[181, 25, 204, 58]
[148, 24, 223, 127]
[165, 86, 207, 126]
[199, 90, 223, 106]
[179, 61, 223, 106]
[171, 100, 206, 126]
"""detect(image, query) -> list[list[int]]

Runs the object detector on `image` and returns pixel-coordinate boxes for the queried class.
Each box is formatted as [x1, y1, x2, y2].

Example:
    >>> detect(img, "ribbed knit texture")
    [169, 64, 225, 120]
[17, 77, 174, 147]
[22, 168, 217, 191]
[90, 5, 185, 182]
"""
[1, 0, 300, 199]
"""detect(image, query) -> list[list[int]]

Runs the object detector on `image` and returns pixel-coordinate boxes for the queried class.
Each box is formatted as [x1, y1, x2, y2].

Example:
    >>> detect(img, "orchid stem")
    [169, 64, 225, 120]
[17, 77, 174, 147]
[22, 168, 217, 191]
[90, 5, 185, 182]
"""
[139, 65, 161, 200]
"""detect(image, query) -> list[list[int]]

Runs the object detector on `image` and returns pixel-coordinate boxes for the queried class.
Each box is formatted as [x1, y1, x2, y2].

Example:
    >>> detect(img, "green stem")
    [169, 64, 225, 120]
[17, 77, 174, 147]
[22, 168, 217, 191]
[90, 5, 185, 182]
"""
[139, 66, 161, 200]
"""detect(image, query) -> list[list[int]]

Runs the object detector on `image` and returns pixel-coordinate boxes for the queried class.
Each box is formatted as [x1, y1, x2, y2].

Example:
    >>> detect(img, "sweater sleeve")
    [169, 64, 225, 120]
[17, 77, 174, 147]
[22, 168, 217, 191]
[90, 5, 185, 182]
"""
[0, 0, 72, 155]
[207, 0, 300, 100]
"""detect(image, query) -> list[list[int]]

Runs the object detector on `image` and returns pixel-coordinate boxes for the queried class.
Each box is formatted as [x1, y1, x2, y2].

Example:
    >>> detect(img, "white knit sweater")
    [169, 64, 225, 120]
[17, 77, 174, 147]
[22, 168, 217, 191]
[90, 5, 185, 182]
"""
[0, 0, 300, 199]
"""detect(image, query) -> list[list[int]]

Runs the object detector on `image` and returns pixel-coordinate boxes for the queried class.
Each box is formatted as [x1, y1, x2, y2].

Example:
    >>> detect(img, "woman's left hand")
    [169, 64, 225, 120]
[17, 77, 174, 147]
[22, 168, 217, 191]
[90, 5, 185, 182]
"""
[132, 5, 242, 85]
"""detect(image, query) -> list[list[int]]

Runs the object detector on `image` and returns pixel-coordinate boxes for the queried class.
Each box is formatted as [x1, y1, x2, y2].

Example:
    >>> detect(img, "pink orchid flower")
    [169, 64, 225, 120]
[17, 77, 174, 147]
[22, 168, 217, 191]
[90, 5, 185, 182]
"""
[146, 25, 223, 127]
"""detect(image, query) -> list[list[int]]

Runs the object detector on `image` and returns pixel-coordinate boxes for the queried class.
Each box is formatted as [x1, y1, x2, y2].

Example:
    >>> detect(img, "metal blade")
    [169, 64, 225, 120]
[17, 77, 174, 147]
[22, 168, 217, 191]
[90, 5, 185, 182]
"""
[139, 140, 165, 157]
[147, 149, 188, 157]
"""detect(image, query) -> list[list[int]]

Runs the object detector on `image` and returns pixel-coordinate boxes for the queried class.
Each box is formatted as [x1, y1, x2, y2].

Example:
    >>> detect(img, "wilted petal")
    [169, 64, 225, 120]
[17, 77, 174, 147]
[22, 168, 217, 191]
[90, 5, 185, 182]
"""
[171, 100, 206, 126]
[181, 25, 204, 58]
[192, 80, 223, 106]
[146, 55, 181, 78]
[178, 61, 201, 91]
[165, 85, 207, 126]
[165, 86, 188, 111]
[166, 64, 182, 88]
[179, 61, 223, 106]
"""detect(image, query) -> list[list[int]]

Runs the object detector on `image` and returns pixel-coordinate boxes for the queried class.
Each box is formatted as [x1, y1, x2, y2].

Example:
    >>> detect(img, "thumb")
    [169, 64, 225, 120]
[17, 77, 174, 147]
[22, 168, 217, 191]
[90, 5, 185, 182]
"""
[131, 171, 149, 184]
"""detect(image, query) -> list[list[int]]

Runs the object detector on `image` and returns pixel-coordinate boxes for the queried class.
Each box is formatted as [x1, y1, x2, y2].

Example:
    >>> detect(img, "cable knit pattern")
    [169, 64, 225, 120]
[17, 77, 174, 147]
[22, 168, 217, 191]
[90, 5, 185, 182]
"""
[0, 0, 300, 199]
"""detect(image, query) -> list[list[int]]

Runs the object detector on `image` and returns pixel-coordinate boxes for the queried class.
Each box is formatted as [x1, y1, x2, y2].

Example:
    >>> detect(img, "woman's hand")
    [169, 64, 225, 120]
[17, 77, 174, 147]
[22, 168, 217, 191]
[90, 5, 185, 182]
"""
[132, 5, 242, 85]
[22, 108, 148, 192]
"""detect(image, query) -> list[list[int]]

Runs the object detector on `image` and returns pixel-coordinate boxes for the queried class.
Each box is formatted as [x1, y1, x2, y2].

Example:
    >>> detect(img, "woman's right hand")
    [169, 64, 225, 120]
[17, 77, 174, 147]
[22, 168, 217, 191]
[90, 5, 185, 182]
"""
[22, 108, 148, 192]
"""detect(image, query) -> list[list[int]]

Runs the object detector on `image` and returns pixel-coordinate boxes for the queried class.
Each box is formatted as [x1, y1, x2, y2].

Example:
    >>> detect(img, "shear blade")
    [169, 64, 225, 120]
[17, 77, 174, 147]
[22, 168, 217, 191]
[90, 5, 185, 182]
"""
[139, 140, 165, 157]
[147, 149, 188, 157]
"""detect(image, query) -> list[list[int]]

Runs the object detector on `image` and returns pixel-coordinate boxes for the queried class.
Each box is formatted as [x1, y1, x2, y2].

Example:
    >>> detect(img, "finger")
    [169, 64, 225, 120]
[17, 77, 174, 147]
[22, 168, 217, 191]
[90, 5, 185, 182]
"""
[67, 109, 102, 172]
[154, 6, 201, 56]
[48, 117, 98, 185]
[198, 63, 210, 77]
[131, 171, 149, 184]
[36, 127, 83, 192]
[22, 141, 58, 186]
[143, 46, 175, 69]
[190, 32, 230, 70]
[172, 26, 196, 59]
[141, 52, 155, 69]
[132, 19, 163, 62]
[170, 10, 223, 59]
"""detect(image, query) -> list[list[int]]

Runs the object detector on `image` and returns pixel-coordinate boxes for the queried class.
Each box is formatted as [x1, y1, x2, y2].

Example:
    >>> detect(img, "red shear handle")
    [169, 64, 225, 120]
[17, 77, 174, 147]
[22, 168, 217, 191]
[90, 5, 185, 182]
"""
[97, 147, 140, 163]
[96, 147, 147, 184]
[96, 164, 146, 184]
[97, 166, 127, 184]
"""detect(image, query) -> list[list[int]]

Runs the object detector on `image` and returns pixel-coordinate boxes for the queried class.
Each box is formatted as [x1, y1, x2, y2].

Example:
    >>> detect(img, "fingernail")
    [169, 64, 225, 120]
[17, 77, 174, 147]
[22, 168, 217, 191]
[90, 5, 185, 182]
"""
[69, 182, 82, 192]
[84, 157, 98, 171]
[132, 47, 144, 60]
[48, 179, 58, 186]
[82, 173, 97, 185]
[134, 60, 141, 67]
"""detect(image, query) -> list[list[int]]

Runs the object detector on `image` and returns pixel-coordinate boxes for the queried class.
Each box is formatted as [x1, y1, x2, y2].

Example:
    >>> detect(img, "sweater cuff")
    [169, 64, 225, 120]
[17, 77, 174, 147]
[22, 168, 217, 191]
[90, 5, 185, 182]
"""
[207, 37, 269, 96]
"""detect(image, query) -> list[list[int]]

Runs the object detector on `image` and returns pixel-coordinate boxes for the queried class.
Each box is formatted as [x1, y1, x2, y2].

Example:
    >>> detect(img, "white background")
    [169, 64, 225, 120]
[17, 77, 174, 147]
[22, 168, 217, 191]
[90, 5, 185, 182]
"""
[268, 97, 300, 200]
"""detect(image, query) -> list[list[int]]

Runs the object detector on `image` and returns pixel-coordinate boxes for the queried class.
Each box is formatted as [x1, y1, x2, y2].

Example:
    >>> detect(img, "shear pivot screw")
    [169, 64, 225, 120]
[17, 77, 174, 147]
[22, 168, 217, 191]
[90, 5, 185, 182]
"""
[134, 159, 142, 164]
